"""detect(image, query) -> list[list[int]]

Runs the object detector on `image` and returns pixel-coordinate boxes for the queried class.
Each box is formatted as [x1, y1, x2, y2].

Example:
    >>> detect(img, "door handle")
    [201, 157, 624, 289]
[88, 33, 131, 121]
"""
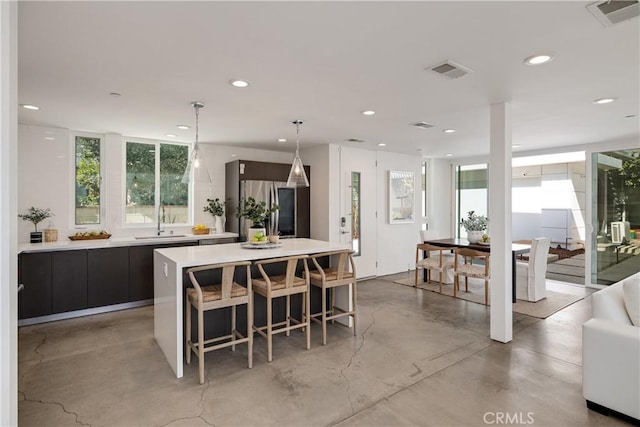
[17, 283, 24, 293]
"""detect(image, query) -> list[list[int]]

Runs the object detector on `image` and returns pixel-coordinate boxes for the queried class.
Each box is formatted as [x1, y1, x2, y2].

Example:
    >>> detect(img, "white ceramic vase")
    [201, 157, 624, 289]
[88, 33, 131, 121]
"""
[214, 216, 225, 234]
[466, 230, 484, 244]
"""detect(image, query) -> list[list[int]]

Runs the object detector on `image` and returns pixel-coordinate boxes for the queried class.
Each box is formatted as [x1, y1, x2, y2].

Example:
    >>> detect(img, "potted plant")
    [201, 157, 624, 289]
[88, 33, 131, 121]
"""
[236, 197, 279, 241]
[460, 210, 488, 244]
[19, 207, 53, 243]
[203, 198, 226, 234]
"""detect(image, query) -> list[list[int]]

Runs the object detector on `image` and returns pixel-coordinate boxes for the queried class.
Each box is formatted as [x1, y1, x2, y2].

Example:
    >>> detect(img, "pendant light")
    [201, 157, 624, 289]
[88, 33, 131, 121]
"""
[181, 101, 212, 184]
[286, 120, 310, 187]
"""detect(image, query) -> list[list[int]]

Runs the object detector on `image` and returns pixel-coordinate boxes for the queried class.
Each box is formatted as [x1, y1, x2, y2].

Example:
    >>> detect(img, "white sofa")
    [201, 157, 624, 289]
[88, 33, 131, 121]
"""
[582, 272, 640, 423]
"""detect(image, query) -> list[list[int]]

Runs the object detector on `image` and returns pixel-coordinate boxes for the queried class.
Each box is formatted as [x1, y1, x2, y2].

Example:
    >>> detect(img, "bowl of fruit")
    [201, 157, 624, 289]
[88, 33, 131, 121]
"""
[249, 230, 269, 245]
[68, 230, 111, 241]
[192, 224, 210, 235]
[477, 233, 491, 245]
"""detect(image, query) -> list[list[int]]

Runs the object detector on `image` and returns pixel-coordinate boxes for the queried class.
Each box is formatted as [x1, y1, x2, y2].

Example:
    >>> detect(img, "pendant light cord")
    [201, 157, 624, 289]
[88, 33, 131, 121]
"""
[194, 104, 200, 148]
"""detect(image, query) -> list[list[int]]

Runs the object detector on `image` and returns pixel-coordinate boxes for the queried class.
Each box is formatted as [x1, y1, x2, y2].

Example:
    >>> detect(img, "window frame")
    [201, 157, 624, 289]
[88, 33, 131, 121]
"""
[70, 131, 105, 230]
[122, 137, 192, 228]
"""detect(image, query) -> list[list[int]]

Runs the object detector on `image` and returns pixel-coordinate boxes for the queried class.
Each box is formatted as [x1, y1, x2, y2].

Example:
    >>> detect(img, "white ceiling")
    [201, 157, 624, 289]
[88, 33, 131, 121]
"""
[17, 1, 640, 158]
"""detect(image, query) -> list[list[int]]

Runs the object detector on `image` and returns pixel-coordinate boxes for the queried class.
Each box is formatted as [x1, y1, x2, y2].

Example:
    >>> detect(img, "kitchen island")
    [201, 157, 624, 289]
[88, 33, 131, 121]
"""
[154, 238, 350, 378]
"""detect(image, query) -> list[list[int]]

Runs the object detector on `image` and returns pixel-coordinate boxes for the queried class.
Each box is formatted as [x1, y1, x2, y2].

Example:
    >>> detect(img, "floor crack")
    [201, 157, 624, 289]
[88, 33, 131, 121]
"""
[339, 306, 383, 414]
[20, 390, 92, 427]
[157, 377, 215, 427]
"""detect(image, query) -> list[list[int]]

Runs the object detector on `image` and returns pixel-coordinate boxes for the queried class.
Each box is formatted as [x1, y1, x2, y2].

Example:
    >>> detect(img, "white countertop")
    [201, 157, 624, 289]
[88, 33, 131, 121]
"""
[19, 232, 238, 253]
[155, 238, 350, 268]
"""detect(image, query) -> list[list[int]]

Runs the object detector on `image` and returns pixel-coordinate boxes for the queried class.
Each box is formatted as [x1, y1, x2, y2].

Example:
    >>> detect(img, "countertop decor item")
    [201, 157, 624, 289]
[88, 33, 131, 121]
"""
[68, 231, 112, 241]
[236, 196, 279, 228]
[192, 224, 210, 235]
[19, 207, 53, 243]
[203, 198, 226, 233]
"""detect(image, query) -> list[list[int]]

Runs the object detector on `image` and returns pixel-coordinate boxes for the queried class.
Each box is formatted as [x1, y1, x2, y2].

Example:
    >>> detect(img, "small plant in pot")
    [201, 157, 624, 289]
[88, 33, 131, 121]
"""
[203, 198, 226, 233]
[19, 207, 53, 243]
[460, 210, 488, 244]
[236, 197, 279, 242]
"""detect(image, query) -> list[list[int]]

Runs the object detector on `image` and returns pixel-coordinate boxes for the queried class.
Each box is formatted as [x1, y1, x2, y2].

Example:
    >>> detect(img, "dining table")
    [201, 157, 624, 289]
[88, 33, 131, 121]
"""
[423, 238, 531, 303]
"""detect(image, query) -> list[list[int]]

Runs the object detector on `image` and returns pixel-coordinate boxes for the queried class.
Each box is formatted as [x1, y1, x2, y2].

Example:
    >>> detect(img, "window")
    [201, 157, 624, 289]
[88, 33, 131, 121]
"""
[75, 135, 102, 225]
[455, 163, 488, 237]
[125, 140, 189, 225]
[351, 171, 361, 256]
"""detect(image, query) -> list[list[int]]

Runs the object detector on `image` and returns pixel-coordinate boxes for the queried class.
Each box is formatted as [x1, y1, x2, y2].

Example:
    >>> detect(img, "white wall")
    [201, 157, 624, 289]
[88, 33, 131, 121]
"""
[1, 1, 18, 423]
[300, 144, 332, 241]
[427, 158, 454, 238]
[376, 151, 423, 276]
[510, 161, 586, 248]
[17, 124, 295, 242]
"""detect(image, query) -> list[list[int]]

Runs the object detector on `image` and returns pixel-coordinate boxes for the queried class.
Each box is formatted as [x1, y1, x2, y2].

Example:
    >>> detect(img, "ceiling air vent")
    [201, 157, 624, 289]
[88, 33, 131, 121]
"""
[426, 61, 472, 79]
[587, 0, 639, 27]
[410, 122, 434, 129]
[346, 138, 366, 143]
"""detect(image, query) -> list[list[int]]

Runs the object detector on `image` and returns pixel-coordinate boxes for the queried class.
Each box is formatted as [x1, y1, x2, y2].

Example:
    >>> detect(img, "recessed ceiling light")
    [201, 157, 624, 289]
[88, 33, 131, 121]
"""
[445, 153, 453, 157]
[443, 129, 456, 133]
[165, 133, 177, 138]
[524, 53, 554, 65]
[512, 144, 521, 148]
[21, 104, 39, 110]
[362, 110, 376, 116]
[230, 80, 250, 88]
[231, 154, 237, 157]
[176, 124, 190, 130]
[377, 143, 386, 147]
[593, 98, 616, 104]
[277, 138, 287, 143]
[109, 92, 122, 97]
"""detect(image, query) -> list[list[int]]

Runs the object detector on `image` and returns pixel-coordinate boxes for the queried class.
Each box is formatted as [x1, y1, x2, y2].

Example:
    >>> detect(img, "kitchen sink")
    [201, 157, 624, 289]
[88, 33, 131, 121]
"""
[135, 234, 187, 240]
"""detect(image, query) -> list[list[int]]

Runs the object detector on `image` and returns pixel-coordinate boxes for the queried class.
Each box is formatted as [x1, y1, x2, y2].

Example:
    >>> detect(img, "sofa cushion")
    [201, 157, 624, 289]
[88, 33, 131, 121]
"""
[623, 276, 640, 326]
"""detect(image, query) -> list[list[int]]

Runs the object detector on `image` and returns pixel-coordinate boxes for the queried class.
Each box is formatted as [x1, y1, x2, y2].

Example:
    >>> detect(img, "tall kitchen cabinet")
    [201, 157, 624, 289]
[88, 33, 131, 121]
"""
[225, 160, 310, 240]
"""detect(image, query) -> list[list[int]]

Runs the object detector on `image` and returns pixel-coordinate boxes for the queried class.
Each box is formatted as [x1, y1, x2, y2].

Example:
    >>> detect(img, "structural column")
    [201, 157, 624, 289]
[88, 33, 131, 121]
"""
[489, 102, 513, 343]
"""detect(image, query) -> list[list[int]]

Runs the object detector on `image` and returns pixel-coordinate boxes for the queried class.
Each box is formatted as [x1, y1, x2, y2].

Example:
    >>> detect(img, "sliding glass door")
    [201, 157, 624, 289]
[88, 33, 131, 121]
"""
[455, 164, 488, 238]
[590, 148, 640, 285]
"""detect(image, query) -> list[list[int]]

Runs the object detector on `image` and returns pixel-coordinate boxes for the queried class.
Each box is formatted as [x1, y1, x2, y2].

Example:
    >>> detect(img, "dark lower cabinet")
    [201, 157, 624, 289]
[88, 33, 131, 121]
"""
[19, 239, 228, 320]
[19, 252, 52, 319]
[88, 247, 130, 308]
[52, 250, 88, 313]
[129, 242, 197, 302]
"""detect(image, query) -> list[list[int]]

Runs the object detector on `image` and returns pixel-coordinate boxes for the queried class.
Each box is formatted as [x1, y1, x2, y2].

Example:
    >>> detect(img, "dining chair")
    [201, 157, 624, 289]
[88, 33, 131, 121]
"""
[415, 243, 455, 293]
[307, 249, 357, 345]
[252, 254, 310, 362]
[515, 237, 550, 302]
[453, 248, 491, 305]
[185, 260, 253, 384]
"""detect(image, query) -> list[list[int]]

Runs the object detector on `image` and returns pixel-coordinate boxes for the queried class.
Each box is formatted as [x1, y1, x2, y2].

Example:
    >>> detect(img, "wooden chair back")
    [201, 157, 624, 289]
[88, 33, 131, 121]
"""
[187, 261, 252, 303]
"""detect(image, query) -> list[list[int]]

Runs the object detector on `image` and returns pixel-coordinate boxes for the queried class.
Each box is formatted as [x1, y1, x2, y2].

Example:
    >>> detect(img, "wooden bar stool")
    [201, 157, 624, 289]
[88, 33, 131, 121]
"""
[185, 261, 253, 384]
[307, 250, 357, 345]
[252, 255, 310, 362]
[453, 248, 491, 305]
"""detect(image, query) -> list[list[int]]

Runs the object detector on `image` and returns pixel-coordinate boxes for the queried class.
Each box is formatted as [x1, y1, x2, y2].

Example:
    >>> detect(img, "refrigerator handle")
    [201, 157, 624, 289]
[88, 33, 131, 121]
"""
[272, 184, 279, 235]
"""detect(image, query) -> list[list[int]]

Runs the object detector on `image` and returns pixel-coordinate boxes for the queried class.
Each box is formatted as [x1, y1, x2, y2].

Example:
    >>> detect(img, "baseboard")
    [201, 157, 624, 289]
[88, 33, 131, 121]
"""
[586, 400, 640, 426]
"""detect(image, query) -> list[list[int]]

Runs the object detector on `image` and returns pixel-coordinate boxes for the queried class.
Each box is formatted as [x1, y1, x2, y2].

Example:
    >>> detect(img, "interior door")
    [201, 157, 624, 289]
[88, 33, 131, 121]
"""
[340, 147, 377, 278]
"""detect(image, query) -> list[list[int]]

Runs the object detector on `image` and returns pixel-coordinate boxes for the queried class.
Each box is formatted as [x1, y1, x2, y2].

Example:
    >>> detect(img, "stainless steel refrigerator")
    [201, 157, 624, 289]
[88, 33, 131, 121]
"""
[238, 180, 297, 241]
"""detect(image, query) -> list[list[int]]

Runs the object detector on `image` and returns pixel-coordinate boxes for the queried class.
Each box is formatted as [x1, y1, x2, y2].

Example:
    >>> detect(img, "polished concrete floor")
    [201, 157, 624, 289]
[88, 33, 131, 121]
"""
[18, 274, 627, 427]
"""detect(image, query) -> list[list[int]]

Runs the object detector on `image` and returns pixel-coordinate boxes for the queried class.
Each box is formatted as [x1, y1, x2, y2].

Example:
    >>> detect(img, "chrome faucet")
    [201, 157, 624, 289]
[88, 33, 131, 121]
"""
[157, 203, 165, 236]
